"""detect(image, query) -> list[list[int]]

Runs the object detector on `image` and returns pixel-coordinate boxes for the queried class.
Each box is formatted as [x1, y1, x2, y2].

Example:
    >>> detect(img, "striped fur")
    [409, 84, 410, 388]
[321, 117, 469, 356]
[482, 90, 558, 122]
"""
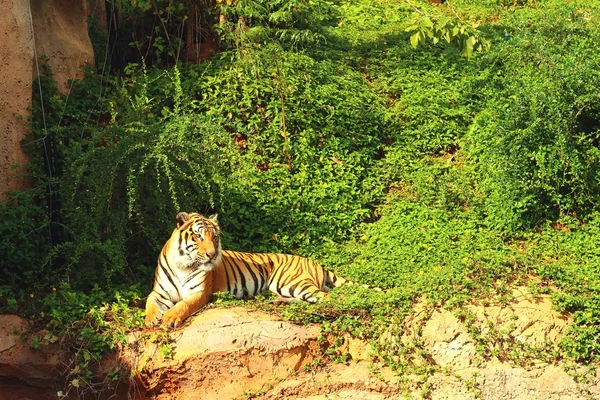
[145, 212, 349, 328]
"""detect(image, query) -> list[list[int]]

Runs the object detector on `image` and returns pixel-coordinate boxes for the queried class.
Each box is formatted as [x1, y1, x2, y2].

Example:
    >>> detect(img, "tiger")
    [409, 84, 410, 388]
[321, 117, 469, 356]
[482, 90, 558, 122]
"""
[145, 211, 352, 328]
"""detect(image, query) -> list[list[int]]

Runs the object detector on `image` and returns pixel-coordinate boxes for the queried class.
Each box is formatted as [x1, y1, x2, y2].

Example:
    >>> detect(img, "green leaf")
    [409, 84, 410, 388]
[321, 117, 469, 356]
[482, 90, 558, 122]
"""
[438, 16, 450, 29]
[421, 17, 434, 29]
[445, 30, 453, 43]
[464, 36, 475, 60]
[410, 33, 420, 48]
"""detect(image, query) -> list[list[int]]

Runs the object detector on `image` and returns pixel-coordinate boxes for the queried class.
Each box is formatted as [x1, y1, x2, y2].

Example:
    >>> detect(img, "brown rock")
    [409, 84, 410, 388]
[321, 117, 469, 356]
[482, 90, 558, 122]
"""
[421, 308, 480, 368]
[123, 289, 598, 400]
[2, 285, 588, 400]
[262, 362, 403, 400]
[128, 307, 321, 400]
[30, 0, 94, 94]
[0, 0, 34, 198]
[475, 362, 593, 400]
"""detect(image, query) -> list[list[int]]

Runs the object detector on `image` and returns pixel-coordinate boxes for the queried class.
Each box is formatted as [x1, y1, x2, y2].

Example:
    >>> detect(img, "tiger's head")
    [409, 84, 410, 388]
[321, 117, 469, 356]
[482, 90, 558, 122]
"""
[167, 211, 222, 271]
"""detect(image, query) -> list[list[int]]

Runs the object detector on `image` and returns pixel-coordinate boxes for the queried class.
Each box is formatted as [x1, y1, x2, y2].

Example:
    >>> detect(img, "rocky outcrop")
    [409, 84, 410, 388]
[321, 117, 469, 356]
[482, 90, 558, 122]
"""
[126, 307, 321, 400]
[124, 287, 597, 400]
[2, 287, 599, 400]
[412, 286, 571, 369]
[0, 0, 94, 199]
[30, 0, 94, 94]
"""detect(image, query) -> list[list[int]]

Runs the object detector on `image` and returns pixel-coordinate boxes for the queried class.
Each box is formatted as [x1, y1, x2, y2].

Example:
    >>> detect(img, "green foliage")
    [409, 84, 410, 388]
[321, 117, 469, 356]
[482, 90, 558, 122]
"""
[22, 64, 238, 289]
[381, 66, 476, 154]
[405, 8, 489, 60]
[523, 214, 600, 362]
[320, 153, 524, 301]
[62, 291, 144, 395]
[464, 2, 600, 232]
[147, 327, 175, 359]
[5, 1, 600, 393]
[175, 44, 390, 250]
[99, 0, 198, 65]
[0, 189, 50, 286]
[331, 1, 483, 156]
[217, 0, 339, 50]
[66, 69, 232, 263]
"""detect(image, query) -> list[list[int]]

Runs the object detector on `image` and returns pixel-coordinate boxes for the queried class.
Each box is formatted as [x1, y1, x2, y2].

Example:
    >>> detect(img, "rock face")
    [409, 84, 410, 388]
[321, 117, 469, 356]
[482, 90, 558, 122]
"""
[0, 1, 35, 198]
[414, 286, 571, 370]
[0, 0, 94, 199]
[30, 0, 95, 94]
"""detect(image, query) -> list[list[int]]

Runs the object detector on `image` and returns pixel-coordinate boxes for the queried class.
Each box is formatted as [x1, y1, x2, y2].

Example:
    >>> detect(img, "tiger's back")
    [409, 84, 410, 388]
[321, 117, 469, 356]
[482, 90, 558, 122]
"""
[214, 251, 348, 303]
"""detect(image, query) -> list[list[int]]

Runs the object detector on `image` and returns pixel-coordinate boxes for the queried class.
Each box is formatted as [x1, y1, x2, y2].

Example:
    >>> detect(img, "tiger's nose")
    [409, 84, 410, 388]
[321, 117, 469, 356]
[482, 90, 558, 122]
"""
[206, 251, 217, 260]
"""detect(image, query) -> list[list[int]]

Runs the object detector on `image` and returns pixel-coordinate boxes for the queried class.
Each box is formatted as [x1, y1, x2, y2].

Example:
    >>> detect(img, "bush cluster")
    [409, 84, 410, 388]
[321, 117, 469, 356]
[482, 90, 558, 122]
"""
[464, 3, 600, 232]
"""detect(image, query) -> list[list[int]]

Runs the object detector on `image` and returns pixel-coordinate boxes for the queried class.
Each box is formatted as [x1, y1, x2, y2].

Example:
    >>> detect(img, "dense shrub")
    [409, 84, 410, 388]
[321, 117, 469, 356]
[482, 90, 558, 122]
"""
[15, 39, 392, 290]
[217, 0, 339, 50]
[463, 2, 600, 232]
[179, 45, 390, 250]
[53, 67, 236, 288]
[0, 189, 50, 286]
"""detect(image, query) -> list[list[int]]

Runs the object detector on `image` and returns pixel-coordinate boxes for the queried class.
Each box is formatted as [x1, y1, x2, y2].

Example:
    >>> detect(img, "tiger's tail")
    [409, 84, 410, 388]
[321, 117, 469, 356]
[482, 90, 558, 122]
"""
[324, 269, 349, 288]
[324, 269, 382, 291]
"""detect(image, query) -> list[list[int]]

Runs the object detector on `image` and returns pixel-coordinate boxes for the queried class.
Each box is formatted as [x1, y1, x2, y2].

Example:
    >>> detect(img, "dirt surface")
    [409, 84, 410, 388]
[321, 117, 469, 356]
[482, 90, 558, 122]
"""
[125, 287, 598, 400]
[2, 287, 599, 400]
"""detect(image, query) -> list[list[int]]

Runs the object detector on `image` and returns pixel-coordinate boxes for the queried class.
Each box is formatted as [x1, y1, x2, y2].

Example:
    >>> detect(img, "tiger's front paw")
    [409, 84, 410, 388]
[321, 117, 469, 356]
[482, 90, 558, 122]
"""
[145, 305, 163, 327]
[162, 306, 187, 328]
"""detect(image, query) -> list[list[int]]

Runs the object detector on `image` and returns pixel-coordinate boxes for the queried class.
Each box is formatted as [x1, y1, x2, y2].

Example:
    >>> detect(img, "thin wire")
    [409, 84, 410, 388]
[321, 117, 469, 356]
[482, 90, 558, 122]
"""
[19, 135, 51, 147]
[56, 0, 101, 129]
[27, 1, 50, 167]
[82, 0, 117, 138]
[27, 0, 55, 253]
[27, 1, 52, 186]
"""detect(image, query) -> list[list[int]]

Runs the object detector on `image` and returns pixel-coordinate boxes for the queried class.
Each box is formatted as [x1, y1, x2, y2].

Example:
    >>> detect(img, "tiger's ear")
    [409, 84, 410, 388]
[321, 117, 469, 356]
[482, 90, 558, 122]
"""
[208, 213, 218, 224]
[176, 212, 190, 228]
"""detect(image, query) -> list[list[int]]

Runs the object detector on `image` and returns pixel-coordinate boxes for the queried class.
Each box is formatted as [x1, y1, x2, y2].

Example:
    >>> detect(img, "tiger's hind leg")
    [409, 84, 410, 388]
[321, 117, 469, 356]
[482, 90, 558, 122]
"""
[270, 284, 326, 304]
[302, 289, 326, 303]
[271, 296, 297, 305]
